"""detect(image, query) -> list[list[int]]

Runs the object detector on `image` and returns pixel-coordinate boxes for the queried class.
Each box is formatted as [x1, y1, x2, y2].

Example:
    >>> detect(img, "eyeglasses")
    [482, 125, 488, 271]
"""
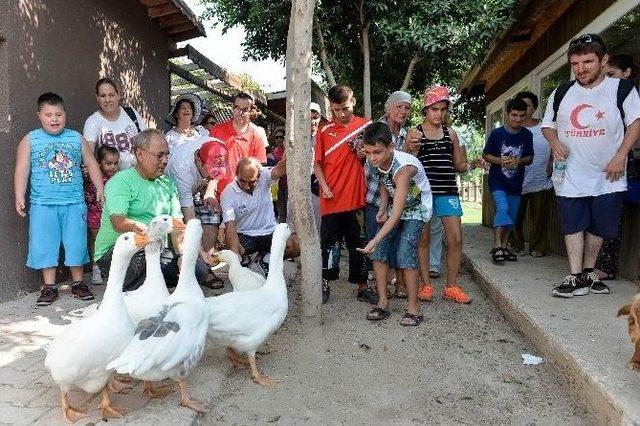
[238, 173, 260, 186]
[233, 106, 251, 115]
[140, 148, 171, 161]
[569, 33, 605, 49]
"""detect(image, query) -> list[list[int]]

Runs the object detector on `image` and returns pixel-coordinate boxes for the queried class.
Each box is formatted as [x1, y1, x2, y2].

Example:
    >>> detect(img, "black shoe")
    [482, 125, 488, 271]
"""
[322, 280, 330, 304]
[357, 287, 379, 305]
[70, 281, 95, 301]
[552, 274, 590, 298]
[36, 286, 59, 306]
[583, 271, 610, 294]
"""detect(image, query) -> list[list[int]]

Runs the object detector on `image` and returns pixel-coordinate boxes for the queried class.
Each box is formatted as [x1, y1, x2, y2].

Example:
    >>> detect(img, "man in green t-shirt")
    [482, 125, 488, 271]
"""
[95, 129, 208, 290]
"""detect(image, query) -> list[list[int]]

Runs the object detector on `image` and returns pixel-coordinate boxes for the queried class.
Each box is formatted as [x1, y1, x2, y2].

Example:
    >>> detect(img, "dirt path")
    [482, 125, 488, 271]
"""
[194, 266, 590, 425]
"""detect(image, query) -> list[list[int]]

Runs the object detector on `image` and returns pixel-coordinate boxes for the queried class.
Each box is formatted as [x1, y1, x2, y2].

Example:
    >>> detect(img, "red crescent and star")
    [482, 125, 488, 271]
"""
[569, 103, 605, 128]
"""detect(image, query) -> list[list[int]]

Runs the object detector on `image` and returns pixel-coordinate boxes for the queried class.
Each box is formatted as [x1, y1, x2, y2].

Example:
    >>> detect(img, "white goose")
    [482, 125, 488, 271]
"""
[45, 232, 150, 423]
[124, 214, 185, 324]
[211, 249, 265, 292]
[107, 219, 209, 413]
[206, 223, 291, 387]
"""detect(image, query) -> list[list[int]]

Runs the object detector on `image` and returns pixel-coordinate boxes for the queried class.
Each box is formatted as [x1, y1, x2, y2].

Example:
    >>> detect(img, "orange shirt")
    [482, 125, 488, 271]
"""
[314, 116, 371, 215]
[208, 120, 267, 194]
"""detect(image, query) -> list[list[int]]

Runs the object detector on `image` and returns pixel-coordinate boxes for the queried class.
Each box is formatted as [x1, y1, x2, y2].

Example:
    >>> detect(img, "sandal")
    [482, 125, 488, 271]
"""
[400, 312, 424, 327]
[503, 248, 518, 261]
[491, 248, 506, 262]
[366, 307, 391, 321]
[429, 270, 441, 279]
[201, 273, 224, 289]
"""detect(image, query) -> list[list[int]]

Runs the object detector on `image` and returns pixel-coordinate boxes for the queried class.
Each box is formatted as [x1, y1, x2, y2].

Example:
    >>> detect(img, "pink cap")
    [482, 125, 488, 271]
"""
[423, 86, 450, 108]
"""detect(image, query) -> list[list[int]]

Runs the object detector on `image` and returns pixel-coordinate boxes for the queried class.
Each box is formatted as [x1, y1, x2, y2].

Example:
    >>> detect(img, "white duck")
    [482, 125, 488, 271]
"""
[107, 219, 209, 413]
[206, 223, 291, 387]
[45, 232, 150, 423]
[124, 214, 185, 324]
[211, 249, 265, 292]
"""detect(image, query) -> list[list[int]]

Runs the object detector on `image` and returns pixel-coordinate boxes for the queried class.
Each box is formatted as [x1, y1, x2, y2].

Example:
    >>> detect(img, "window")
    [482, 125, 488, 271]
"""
[540, 63, 571, 113]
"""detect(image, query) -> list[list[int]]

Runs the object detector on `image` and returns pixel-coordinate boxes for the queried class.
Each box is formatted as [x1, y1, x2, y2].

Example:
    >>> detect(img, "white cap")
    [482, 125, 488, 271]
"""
[310, 102, 321, 113]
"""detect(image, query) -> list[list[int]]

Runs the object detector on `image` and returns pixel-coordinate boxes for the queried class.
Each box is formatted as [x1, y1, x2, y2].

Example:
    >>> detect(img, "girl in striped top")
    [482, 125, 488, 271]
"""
[405, 86, 475, 304]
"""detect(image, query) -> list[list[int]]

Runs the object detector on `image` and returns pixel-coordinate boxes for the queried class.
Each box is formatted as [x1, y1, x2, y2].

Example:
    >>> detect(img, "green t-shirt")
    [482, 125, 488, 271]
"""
[94, 167, 182, 261]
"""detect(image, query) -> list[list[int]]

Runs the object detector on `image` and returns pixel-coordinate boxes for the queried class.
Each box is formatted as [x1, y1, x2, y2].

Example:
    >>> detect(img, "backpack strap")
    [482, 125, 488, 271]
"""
[122, 106, 141, 133]
[616, 78, 635, 128]
[552, 80, 576, 122]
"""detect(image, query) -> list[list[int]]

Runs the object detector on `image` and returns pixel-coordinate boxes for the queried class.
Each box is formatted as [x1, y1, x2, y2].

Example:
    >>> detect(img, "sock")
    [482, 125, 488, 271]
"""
[44, 283, 57, 289]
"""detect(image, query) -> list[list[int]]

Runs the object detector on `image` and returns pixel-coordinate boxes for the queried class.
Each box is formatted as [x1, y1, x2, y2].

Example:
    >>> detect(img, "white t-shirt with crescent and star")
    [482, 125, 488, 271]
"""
[541, 76, 640, 197]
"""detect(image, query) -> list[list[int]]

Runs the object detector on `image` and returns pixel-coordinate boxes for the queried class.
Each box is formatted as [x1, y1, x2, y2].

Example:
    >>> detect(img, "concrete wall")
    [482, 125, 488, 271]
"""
[0, 0, 171, 301]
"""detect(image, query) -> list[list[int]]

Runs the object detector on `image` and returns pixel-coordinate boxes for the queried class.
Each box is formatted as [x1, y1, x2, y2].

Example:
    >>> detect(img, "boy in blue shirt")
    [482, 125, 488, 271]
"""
[14, 93, 104, 306]
[483, 98, 534, 262]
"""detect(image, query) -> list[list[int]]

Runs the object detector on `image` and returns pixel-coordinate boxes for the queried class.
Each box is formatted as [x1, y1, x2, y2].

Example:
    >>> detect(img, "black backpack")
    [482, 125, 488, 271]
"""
[122, 106, 141, 133]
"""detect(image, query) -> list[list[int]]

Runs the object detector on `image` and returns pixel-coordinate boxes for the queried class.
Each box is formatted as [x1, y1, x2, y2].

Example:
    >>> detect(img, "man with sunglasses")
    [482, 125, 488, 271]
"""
[220, 156, 298, 273]
[541, 33, 640, 298]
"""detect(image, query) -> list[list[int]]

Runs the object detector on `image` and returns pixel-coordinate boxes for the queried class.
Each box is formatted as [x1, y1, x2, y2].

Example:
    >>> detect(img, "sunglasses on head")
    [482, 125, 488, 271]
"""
[569, 33, 605, 49]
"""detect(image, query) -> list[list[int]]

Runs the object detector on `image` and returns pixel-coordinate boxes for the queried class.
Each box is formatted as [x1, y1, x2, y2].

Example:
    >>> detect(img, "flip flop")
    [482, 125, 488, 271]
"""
[429, 270, 441, 279]
[400, 312, 424, 327]
[366, 307, 391, 321]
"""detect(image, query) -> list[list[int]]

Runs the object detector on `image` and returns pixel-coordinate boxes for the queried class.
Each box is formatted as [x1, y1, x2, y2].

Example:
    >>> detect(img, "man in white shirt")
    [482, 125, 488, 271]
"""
[541, 33, 640, 298]
[221, 157, 299, 272]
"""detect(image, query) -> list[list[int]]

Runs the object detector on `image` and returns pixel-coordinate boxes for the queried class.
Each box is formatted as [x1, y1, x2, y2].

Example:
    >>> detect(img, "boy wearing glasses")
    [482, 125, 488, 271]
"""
[541, 33, 640, 298]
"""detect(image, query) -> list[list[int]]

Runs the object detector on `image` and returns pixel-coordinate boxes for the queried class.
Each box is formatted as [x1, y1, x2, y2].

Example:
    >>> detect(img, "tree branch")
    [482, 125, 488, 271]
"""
[400, 53, 421, 91]
[313, 13, 336, 87]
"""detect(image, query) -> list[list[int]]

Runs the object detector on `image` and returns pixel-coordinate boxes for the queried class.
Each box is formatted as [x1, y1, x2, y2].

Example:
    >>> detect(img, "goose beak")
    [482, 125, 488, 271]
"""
[134, 233, 151, 248]
[172, 218, 186, 230]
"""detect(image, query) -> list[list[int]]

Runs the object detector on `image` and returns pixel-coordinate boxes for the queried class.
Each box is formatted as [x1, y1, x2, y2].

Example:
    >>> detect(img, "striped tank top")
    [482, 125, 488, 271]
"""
[416, 125, 458, 195]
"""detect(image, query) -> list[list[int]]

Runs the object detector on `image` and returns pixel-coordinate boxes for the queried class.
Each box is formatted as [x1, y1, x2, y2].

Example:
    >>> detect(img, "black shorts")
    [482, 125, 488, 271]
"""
[238, 233, 273, 255]
[557, 192, 624, 238]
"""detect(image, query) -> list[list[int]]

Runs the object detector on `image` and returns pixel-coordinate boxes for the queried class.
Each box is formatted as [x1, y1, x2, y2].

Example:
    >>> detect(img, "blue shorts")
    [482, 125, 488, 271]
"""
[491, 190, 520, 229]
[557, 192, 624, 238]
[27, 203, 89, 269]
[365, 203, 398, 269]
[433, 195, 463, 217]
[370, 219, 425, 270]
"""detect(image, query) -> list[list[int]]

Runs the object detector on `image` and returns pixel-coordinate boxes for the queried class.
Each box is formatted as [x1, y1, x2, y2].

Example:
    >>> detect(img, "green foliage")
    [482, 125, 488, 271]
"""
[200, 0, 516, 125]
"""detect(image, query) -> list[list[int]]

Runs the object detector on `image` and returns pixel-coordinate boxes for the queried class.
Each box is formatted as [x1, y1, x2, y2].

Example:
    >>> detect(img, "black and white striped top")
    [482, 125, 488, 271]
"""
[416, 125, 458, 195]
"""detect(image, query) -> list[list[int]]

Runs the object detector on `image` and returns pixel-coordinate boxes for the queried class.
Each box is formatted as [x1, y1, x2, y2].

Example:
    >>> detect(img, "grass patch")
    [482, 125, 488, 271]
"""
[462, 201, 482, 225]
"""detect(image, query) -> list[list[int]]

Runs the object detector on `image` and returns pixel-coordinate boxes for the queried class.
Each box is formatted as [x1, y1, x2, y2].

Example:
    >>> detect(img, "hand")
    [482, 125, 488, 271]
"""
[15, 197, 26, 217]
[356, 146, 366, 160]
[471, 158, 486, 170]
[321, 185, 334, 199]
[132, 221, 148, 235]
[604, 153, 626, 182]
[204, 196, 220, 213]
[376, 210, 388, 224]
[405, 128, 423, 153]
[356, 240, 377, 255]
[200, 248, 212, 265]
[551, 142, 568, 161]
[502, 156, 518, 170]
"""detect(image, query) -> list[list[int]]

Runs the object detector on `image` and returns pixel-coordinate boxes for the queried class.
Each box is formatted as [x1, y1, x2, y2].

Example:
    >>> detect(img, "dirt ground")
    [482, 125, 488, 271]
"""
[193, 262, 590, 425]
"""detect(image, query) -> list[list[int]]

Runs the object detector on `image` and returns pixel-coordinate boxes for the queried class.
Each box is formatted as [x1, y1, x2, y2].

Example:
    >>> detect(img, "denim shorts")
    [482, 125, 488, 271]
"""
[491, 190, 520, 229]
[557, 192, 624, 238]
[27, 203, 89, 269]
[433, 195, 463, 217]
[369, 219, 424, 269]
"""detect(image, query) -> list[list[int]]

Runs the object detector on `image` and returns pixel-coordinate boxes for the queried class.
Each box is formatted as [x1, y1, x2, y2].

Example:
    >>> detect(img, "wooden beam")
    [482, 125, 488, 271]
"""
[140, 0, 166, 7]
[148, 3, 178, 19]
[168, 62, 236, 100]
[158, 14, 187, 28]
[168, 47, 187, 58]
[167, 22, 197, 35]
[183, 45, 268, 106]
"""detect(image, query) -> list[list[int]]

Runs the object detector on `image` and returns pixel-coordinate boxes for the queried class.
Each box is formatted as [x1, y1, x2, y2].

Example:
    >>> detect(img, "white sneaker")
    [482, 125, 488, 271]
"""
[90, 264, 103, 285]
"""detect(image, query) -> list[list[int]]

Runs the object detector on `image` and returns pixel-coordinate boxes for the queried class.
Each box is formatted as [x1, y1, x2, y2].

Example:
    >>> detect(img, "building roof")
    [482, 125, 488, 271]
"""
[459, 0, 577, 96]
[139, 0, 206, 42]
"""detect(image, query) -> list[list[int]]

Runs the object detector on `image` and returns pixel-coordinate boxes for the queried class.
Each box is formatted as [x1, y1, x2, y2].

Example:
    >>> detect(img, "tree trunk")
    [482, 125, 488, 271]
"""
[285, 0, 321, 323]
[313, 14, 336, 87]
[361, 22, 371, 118]
[400, 53, 420, 91]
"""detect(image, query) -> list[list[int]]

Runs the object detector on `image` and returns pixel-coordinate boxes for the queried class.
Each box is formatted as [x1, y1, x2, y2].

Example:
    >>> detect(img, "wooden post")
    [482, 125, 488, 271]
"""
[285, 0, 321, 323]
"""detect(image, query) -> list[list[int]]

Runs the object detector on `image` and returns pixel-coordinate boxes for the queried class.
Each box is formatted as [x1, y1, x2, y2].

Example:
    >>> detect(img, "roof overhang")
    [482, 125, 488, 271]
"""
[139, 0, 206, 43]
[459, 0, 577, 96]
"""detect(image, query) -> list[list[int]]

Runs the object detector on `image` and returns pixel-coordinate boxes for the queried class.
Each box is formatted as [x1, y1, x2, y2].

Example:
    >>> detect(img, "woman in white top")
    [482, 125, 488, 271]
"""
[83, 78, 147, 169]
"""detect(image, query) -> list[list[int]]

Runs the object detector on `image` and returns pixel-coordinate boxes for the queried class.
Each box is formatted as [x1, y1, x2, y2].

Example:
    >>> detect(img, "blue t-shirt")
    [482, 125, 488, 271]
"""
[483, 126, 534, 195]
[29, 128, 84, 205]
